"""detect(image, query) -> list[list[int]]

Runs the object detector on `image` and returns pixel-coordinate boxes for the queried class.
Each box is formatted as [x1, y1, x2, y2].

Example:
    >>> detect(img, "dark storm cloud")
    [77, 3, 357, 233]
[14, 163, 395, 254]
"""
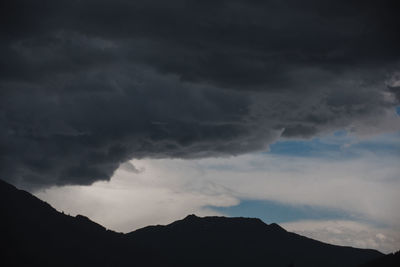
[1, 0, 399, 188]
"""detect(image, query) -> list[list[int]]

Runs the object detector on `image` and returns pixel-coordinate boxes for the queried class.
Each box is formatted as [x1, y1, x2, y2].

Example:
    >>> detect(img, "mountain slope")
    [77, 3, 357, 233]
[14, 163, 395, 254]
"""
[127, 215, 382, 267]
[0, 179, 124, 266]
[360, 251, 400, 267]
[0, 179, 384, 267]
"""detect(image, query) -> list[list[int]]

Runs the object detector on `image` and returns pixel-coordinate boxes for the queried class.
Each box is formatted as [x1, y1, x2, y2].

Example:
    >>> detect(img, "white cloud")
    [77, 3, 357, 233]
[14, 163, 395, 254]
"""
[35, 149, 400, 252]
[281, 220, 400, 253]
[34, 164, 237, 232]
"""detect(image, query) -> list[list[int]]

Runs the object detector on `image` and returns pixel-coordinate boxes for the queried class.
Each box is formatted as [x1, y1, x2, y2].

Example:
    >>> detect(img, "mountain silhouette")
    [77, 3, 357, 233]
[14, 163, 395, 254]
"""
[359, 251, 400, 267]
[0, 179, 387, 266]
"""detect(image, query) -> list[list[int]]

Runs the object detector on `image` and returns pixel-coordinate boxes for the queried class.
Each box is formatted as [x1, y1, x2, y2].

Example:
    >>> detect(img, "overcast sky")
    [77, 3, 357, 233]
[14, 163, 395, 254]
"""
[1, 0, 400, 253]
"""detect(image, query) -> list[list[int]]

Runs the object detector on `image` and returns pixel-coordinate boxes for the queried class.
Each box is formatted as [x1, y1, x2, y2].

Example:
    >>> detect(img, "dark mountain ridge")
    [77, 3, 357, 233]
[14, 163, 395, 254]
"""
[0, 179, 387, 266]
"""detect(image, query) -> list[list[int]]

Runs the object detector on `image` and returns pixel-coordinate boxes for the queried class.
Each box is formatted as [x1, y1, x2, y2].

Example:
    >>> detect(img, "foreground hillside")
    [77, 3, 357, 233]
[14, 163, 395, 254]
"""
[0, 179, 385, 267]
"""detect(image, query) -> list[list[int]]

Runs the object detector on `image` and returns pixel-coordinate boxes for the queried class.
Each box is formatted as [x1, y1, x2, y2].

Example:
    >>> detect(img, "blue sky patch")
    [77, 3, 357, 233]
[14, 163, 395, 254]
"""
[268, 138, 342, 157]
[211, 199, 362, 224]
[267, 130, 400, 158]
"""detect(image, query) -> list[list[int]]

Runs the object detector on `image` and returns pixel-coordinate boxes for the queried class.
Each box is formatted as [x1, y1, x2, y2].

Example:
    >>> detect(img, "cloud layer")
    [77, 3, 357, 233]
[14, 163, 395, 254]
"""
[1, 0, 399, 187]
[35, 143, 400, 252]
[281, 220, 400, 254]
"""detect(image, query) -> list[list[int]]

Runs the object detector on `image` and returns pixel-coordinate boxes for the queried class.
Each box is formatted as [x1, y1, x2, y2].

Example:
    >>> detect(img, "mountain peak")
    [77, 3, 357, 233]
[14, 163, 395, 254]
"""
[180, 214, 268, 226]
[183, 214, 199, 220]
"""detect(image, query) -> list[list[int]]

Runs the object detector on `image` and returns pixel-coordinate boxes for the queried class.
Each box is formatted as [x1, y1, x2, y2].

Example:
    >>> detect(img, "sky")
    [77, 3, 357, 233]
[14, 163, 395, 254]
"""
[1, 0, 400, 254]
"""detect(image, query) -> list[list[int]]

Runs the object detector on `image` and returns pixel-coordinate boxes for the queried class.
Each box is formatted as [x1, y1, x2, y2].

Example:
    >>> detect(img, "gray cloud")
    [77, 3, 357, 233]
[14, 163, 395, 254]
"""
[1, 0, 399, 188]
[120, 162, 145, 174]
